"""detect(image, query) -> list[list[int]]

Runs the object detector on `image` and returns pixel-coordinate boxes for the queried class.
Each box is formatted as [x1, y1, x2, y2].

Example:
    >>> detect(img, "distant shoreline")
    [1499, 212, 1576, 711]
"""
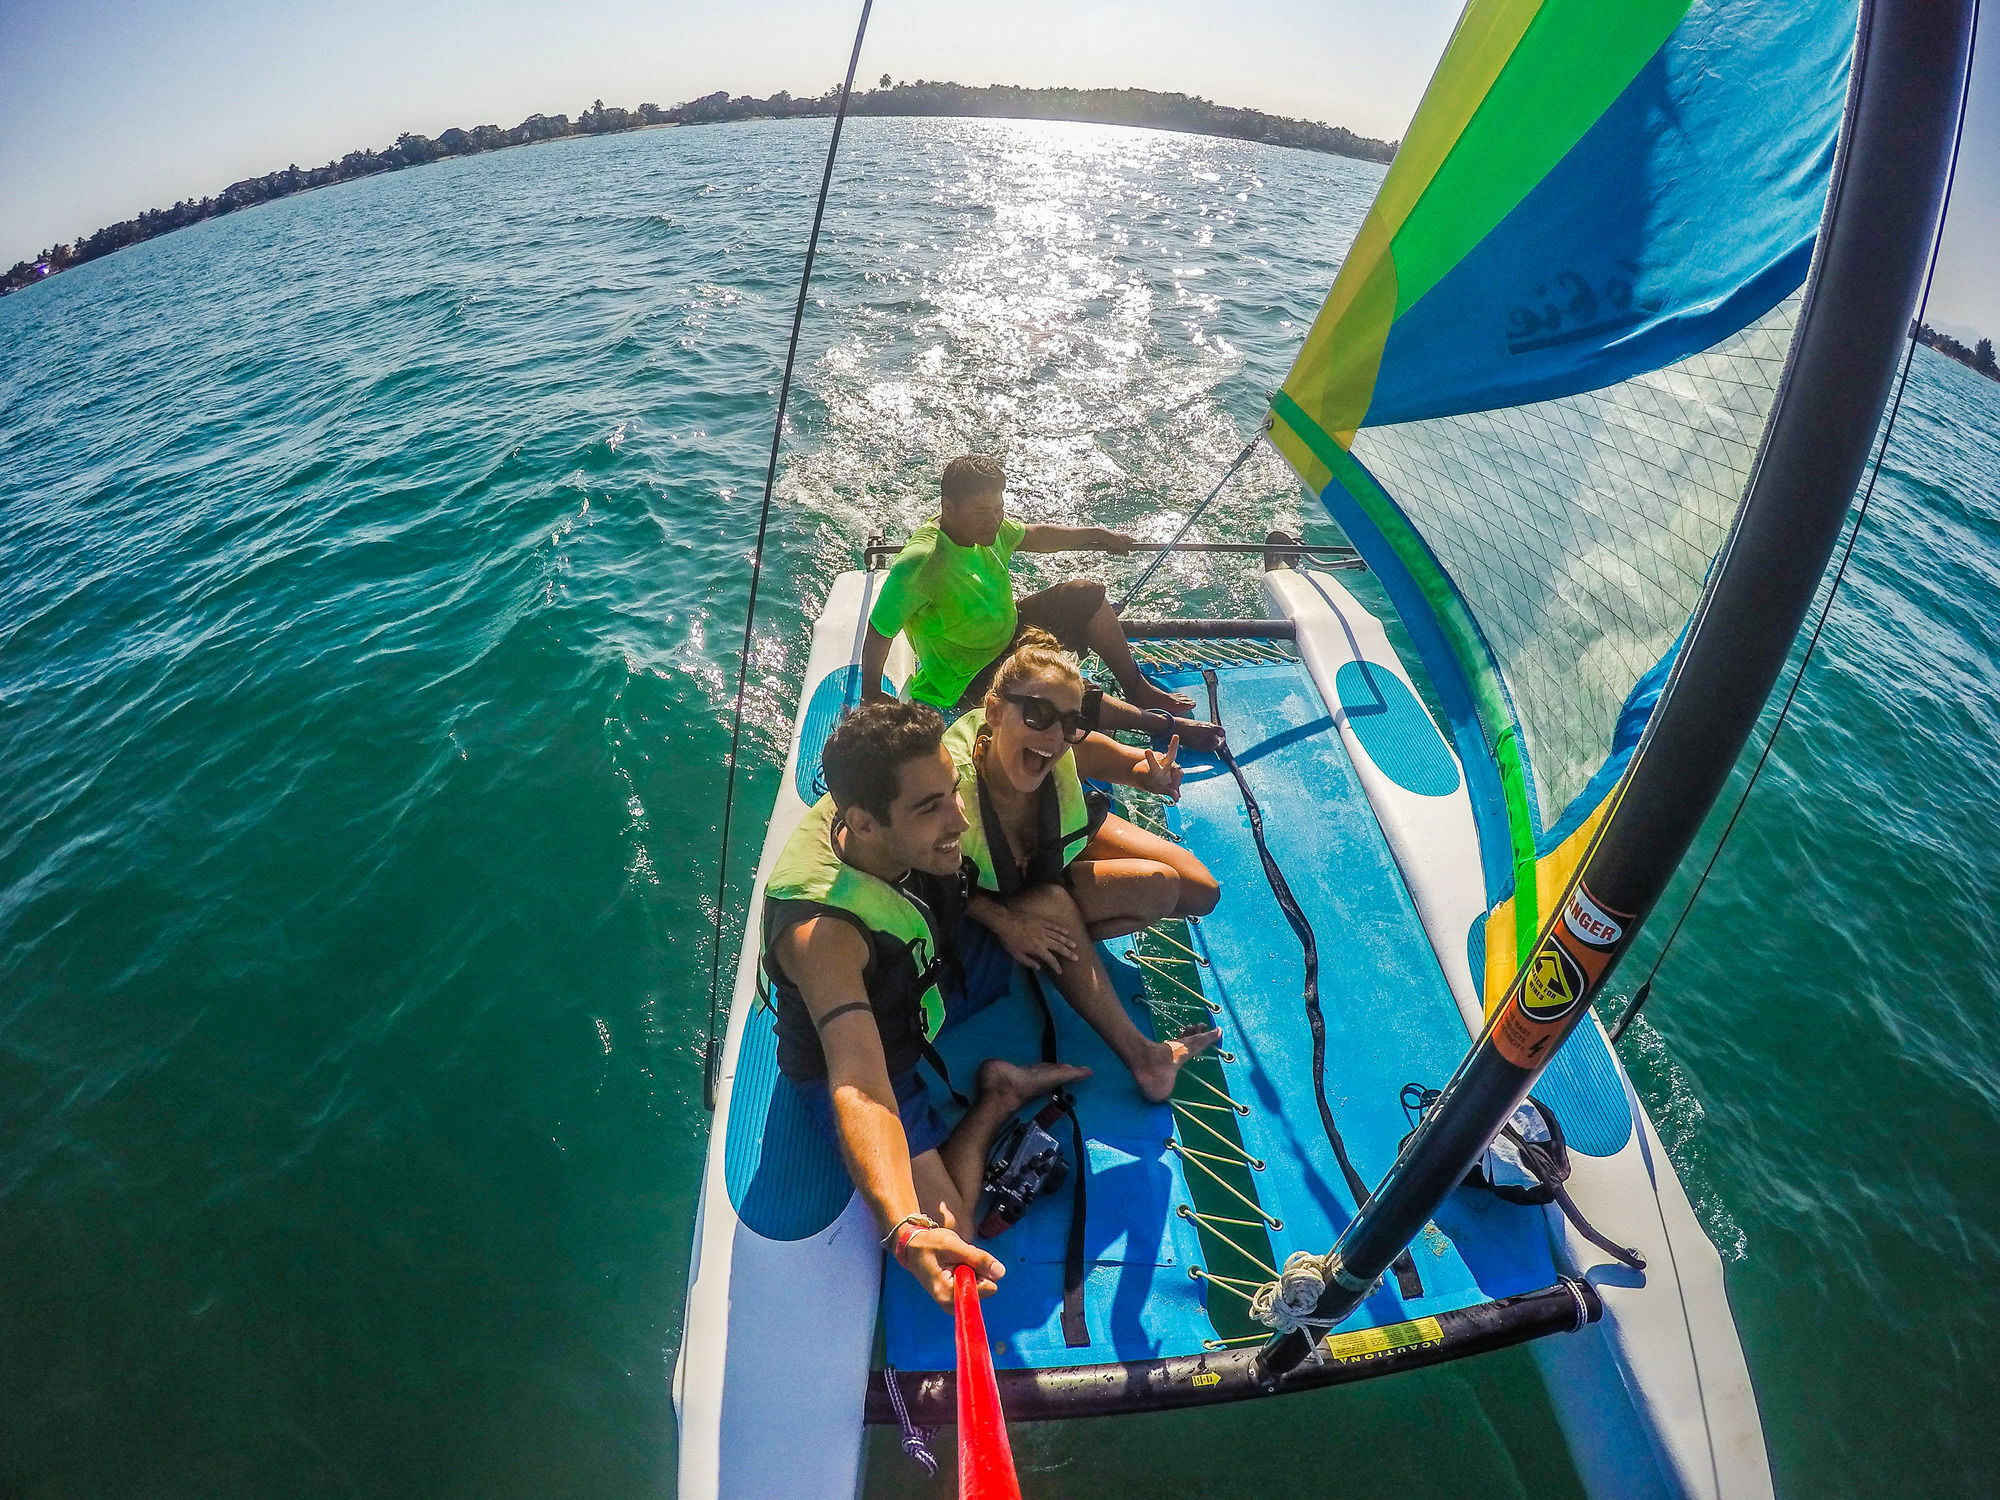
[2, 84, 1397, 299]
[1913, 322, 2000, 386]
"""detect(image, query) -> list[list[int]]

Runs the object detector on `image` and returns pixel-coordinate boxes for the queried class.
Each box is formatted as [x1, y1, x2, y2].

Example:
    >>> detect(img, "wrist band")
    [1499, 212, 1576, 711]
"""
[882, 1212, 940, 1261]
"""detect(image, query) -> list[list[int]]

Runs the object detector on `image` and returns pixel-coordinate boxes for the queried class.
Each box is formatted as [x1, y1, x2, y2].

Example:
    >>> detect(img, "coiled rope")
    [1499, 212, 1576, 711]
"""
[702, 0, 875, 1110]
[1248, 1249, 1349, 1356]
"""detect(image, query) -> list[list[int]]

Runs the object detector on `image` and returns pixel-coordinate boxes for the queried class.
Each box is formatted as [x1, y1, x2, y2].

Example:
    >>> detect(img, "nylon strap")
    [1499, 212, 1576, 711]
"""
[1026, 971, 1091, 1347]
[1201, 669, 1424, 1303]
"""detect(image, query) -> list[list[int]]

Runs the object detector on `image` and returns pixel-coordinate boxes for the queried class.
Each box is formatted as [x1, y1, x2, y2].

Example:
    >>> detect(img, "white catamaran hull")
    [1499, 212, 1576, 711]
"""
[677, 565, 1769, 1500]
[1265, 565, 1772, 1500]
[674, 571, 909, 1500]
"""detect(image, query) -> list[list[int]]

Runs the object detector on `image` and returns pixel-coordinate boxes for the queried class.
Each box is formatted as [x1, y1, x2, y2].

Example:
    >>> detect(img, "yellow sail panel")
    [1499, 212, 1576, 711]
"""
[1276, 0, 1544, 451]
[1481, 797, 1609, 1018]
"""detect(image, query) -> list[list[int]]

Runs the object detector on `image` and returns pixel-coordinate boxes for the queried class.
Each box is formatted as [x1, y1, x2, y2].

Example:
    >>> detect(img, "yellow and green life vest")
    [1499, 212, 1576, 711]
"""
[761, 795, 953, 1081]
[942, 708, 1093, 895]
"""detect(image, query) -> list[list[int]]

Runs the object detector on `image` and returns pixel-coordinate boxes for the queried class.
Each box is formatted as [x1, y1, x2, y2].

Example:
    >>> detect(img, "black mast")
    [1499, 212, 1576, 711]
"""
[1260, 0, 1979, 1380]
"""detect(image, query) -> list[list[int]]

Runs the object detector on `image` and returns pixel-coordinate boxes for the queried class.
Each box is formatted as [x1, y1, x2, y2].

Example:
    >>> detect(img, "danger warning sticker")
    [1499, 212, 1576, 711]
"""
[1492, 883, 1634, 1069]
[1561, 886, 1625, 949]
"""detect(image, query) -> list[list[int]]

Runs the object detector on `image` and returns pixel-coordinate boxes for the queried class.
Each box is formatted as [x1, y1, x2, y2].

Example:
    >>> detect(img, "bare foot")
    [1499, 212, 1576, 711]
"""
[1166, 716, 1224, 753]
[1132, 679, 1196, 716]
[976, 1057, 1094, 1110]
[1129, 1026, 1222, 1103]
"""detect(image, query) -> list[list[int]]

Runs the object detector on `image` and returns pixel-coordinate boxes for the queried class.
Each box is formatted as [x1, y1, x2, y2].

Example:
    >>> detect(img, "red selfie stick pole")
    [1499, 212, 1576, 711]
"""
[953, 1263, 1022, 1500]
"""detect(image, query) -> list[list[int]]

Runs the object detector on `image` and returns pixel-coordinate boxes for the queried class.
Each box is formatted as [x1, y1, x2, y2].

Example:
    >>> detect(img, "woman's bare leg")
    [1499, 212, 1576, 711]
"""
[1004, 883, 1218, 1102]
[1067, 858, 1179, 939]
[1078, 814, 1220, 919]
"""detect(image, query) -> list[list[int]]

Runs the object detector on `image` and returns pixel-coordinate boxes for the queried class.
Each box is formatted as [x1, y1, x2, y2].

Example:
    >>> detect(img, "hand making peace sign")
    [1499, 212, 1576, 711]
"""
[1137, 733, 1183, 801]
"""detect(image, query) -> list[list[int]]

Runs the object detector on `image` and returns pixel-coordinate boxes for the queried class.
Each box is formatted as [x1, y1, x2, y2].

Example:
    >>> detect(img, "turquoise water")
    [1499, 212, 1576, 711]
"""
[1, 117, 1996, 1498]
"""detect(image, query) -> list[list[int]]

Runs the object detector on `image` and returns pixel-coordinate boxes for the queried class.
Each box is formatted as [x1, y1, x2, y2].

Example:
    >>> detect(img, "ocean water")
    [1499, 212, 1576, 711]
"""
[1, 117, 1995, 1499]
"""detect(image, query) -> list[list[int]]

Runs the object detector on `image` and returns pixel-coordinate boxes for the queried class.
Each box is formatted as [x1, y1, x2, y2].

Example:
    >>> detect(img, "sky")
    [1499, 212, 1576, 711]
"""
[1928, 14, 2000, 344]
[0, 0, 1993, 337]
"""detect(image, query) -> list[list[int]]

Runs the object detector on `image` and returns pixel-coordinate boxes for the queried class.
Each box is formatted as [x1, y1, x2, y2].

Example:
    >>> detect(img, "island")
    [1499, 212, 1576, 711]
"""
[1913, 321, 2000, 385]
[2, 83, 1397, 298]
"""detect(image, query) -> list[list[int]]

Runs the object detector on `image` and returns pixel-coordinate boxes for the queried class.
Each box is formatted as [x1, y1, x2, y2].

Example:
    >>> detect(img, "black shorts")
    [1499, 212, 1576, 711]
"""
[954, 579, 1107, 712]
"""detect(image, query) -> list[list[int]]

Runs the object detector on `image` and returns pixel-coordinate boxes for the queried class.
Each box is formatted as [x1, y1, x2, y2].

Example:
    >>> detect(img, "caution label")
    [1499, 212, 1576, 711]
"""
[1493, 883, 1633, 1068]
[1321, 1316, 1445, 1364]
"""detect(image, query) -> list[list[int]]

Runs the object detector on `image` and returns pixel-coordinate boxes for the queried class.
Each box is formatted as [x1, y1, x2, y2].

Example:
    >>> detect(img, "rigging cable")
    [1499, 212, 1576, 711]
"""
[702, 0, 876, 1110]
[1115, 428, 1266, 613]
[1609, 0, 1979, 1046]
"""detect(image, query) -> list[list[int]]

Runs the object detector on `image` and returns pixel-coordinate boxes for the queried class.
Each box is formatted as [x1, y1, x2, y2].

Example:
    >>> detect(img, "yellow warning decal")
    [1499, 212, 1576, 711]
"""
[1191, 1371, 1221, 1387]
[1321, 1316, 1446, 1363]
[1521, 945, 1581, 1021]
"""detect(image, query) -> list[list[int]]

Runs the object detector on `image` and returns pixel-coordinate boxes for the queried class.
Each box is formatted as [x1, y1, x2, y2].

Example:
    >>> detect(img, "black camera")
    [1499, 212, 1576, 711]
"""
[975, 1100, 1072, 1239]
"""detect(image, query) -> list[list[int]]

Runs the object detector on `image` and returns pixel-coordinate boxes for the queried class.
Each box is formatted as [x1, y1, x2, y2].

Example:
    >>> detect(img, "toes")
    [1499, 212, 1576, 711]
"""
[1172, 1026, 1222, 1062]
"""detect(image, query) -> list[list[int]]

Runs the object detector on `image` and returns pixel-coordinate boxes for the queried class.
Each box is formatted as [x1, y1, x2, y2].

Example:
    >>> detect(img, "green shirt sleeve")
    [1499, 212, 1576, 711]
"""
[996, 516, 1026, 562]
[868, 549, 927, 638]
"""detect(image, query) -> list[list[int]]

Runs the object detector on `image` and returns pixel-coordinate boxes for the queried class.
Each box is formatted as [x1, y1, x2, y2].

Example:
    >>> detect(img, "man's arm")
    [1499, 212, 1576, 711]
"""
[782, 917, 1003, 1305]
[1018, 523, 1134, 555]
[858, 627, 895, 704]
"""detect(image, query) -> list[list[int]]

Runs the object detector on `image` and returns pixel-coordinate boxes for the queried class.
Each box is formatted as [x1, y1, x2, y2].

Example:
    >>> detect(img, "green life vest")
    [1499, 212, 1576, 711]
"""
[761, 795, 953, 1081]
[942, 709, 1093, 895]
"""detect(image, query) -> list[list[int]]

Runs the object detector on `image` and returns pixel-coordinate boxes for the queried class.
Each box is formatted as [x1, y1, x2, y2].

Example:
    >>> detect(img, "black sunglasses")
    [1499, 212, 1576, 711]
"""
[1001, 692, 1091, 743]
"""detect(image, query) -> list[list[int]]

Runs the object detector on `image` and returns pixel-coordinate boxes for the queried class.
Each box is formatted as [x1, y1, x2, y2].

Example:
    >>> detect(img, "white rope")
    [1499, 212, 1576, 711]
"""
[1246, 1250, 1359, 1360]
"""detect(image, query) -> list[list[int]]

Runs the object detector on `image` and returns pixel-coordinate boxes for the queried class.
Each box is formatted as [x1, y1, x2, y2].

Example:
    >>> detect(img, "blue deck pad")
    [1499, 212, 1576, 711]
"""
[1531, 1018, 1635, 1158]
[1159, 662, 1556, 1328]
[1334, 659, 1461, 797]
[722, 1008, 856, 1242]
[880, 953, 1219, 1372]
[793, 666, 896, 805]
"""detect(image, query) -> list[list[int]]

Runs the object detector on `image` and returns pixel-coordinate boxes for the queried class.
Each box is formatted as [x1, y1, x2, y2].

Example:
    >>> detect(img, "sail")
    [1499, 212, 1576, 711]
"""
[1255, 0, 1975, 1374]
[1266, 0, 1858, 1003]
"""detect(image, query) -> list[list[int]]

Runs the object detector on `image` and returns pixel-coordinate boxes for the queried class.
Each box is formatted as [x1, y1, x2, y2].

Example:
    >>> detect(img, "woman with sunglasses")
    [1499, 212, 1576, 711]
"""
[942, 632, 1221, 975]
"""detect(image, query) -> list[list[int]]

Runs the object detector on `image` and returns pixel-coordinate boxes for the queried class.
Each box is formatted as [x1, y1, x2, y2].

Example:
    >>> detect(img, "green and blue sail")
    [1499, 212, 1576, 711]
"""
[1268, 0, 1857, 1005]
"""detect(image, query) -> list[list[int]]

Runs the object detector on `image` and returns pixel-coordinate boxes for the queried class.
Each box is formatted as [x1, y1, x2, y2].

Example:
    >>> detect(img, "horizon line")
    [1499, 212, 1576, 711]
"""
[2, 80, 1399, 295]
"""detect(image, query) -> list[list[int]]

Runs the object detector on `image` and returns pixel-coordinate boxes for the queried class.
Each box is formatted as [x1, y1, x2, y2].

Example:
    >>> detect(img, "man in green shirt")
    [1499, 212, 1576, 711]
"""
[860, 455, 1221, 745]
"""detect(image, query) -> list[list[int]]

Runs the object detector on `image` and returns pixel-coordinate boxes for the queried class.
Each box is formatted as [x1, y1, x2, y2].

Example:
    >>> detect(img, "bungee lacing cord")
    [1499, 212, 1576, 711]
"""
[1171, 1099, 1263, 1166]
[1142, 925, 1208, 966]
[1608, 1, 1980, 1047]
[1129, 951, 1220, 1012]
[1179, 1205, 1278, 1279]
[1111, 665, 1297, 1330]
[702, 0, 875, 1110]
[1199, 667, 1426, 1303]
